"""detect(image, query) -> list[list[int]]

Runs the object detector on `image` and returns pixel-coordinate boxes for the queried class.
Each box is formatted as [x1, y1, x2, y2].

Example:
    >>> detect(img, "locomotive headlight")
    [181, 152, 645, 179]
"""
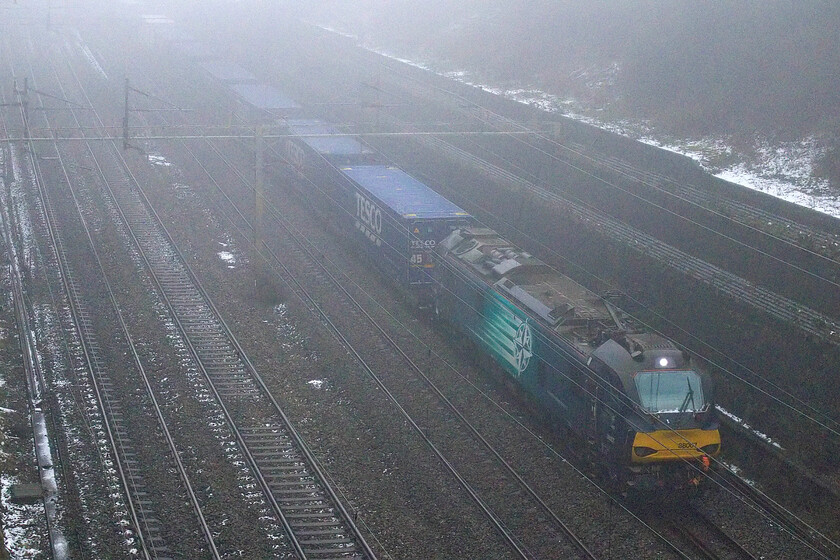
[657, 357, 670, 368]
[700, 444, 720, 455]
[633, 446, 657, 458]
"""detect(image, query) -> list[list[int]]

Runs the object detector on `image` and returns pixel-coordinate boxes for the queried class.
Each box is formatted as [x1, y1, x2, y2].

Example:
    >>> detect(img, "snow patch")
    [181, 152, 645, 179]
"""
[147, 153, 172, 167]
[70, 30, 108, 81]
[2, 475, 44, 559]
[721, 461, 758, 487]
[716, 405, 783, 450]
[217, 251, 236, 268]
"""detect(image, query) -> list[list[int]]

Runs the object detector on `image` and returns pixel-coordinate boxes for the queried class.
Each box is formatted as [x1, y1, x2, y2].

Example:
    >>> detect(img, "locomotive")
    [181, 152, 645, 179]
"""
[433, 227, 721, 491]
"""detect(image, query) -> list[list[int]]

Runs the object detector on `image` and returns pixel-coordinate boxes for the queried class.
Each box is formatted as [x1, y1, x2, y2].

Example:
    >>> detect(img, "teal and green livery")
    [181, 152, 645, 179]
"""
[476, 291, 535, 379]
[435, 227, 721, 492]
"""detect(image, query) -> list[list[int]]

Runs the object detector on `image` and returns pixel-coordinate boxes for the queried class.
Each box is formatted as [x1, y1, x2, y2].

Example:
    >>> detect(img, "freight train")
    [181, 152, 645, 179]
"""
[157, 24, 721, 492]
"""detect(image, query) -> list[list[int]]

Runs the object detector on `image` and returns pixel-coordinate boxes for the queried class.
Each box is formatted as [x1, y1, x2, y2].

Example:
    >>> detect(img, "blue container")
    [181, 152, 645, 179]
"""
[229, 82, 300, 121]
[285, 119, 374, 170]
[199, 60, 257, 83]
[337, 165, 472, 288]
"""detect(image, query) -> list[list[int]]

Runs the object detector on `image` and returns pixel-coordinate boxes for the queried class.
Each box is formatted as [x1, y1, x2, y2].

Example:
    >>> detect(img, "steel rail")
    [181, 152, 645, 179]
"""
[655, 503, 760, 560]
[716, 469, 837, 560]
[10, 49, 155, 560]
[59, 32, 378, 560]
[22, 29, 224, 559]
[0, 147, 71, 560]
[687, 506, 759, 560]
[106, 144, 376, 560]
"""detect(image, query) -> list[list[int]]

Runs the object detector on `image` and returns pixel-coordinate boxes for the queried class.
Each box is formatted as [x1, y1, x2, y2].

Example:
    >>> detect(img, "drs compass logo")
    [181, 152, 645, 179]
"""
[514, 321, 533, 376]
[478, 296, 535, 379]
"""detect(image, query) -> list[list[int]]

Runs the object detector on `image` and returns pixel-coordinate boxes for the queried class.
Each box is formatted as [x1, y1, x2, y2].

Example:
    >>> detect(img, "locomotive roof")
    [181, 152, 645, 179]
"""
[440, 227, 713, 407]
[440, 228, 622, 349]
[230, 83, 300, 111]
[340, 165, 471, 220]
[286, 119, 373, 156]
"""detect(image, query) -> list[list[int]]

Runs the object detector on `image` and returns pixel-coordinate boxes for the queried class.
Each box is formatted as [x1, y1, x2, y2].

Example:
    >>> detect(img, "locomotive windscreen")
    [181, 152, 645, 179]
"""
[634, 370, 705, 413]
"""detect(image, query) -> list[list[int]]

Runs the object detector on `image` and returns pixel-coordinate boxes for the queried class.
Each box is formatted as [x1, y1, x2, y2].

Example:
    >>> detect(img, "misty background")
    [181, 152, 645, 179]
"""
[294, 0, 840, 192]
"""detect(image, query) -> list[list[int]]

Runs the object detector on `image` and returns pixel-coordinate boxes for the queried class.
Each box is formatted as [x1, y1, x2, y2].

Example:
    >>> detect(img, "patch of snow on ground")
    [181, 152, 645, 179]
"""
[716, 405, 783, 450]
[70, 30, 108, 81]
[217, 251, 236, 267]
[716, 139, 839, 217]
[2, 475, 44, 559]
[274, 304, 318, 360]
[307, 379, 326, 389]
[147, 153, 172, 167]
[721, 461, 757, 487]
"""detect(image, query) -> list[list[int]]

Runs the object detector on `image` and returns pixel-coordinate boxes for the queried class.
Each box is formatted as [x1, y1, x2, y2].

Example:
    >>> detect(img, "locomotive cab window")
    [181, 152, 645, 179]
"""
[634, 370, 705, 414]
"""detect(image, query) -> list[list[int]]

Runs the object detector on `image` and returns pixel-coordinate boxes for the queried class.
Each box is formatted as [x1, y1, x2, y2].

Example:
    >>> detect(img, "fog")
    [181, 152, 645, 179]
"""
[270, 0, 838, 184]
[23, 0, 840, 188]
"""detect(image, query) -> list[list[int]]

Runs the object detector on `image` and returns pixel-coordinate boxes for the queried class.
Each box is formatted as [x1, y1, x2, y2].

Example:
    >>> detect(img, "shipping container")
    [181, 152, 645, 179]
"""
[337, 165, 472, 291]
[229, 82, 300, 121]
[199, 60, 258, 84]
[283, 119, 377, 208]
[285, 119, 375, 171]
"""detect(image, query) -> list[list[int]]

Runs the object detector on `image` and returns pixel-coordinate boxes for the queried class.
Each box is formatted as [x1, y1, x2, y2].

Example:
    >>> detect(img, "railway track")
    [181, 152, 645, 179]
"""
[661, 505, 758, 560]
[713, 468, 839, 560]
[12, 28, 222, 559]
[2, 53, 134, 556]
[50, 27, 379, 560]
[102, 147, 376, 560]
[0, 141, 70, 559]
[597, 153, 840, 263]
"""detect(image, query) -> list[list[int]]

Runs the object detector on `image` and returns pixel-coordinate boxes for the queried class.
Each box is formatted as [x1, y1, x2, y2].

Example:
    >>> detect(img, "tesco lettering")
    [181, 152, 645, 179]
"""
[355, 191, 382, 235]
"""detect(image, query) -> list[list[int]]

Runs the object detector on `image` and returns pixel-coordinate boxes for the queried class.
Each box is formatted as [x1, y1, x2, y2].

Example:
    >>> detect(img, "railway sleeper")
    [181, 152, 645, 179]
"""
[300, 537, 355, 546]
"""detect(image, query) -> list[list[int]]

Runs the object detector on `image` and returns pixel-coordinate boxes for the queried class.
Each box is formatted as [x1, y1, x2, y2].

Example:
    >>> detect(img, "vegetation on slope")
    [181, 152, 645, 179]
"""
[301, 0, 840, 185]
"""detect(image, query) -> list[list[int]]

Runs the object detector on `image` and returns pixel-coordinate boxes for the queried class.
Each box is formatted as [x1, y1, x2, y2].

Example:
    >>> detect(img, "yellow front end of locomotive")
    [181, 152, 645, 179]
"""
[630, 428, 721, 464]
